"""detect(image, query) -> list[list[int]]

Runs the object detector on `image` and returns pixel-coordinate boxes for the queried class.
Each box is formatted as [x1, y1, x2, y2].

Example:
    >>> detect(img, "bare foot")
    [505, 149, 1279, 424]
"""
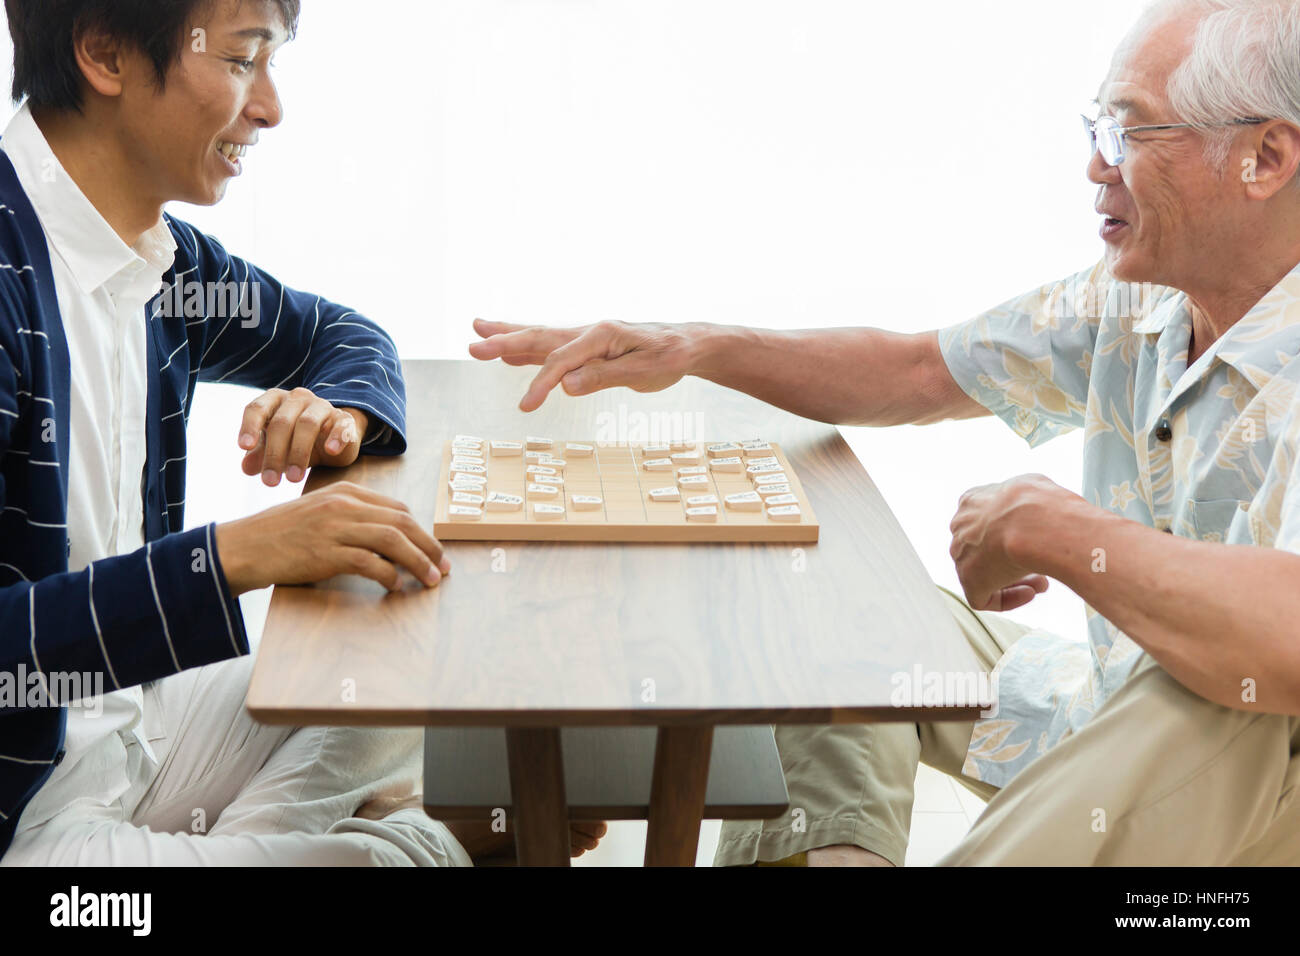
[807, 845, 896, 867]
[444, 817, 609, 863]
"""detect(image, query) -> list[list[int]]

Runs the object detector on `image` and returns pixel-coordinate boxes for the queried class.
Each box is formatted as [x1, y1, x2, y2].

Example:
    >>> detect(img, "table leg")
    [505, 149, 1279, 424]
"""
[506, 727, 571, 866]
[644, 725, 714, 867]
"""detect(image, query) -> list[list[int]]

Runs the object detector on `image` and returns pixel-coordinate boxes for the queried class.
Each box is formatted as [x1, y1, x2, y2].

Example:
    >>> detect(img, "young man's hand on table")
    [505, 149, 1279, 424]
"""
[215, 482, 451, 597]
[237, 386, 372, 485]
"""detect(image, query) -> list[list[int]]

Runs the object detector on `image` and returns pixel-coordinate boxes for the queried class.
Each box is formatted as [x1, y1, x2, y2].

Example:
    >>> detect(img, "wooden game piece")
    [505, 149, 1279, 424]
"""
[643, 458, 673, 472]
[640, 444, 671, 456]
[710, 456, 743, 472]
[767, 504, 802, 521]
[725, 491, 762, 511]
[454, 434, 484, 445]
[676, 465, 707, 476]
[668, 438, 695, 450]
[678, 474, 710, 488]
[533, 502, 565, 519]
[740, 441, 773, 456]
[449, 478, 486, 492]
[685, 494, 719, 507]
[525, 464, 558, 476]
[490, 441, 523, 456]
[526, 437, 554, 450]
[449, 505, 482, 521]
[452, 491, 485, 506]
[685, 506, 718, 521]
[451, 463, 487, 477]
[534, 475, 564, 486]
[746, 463, 783, 477]
[571, 494, 603, 511]
[754, 472, 789, 486]
[647, 486, 681, 502]
[538, 458, 566, 473]
[450, 454, 485, 466]
[486, 492, 523, 512]
[746, 456, 780, 468]
[526, 483, 559, 497]
[765, 493, 799, 506]
[565, 443, 594, 457]
[707, 442, 741, 457]
[756, 483, 792, 496]
[671, 449, 701, 464]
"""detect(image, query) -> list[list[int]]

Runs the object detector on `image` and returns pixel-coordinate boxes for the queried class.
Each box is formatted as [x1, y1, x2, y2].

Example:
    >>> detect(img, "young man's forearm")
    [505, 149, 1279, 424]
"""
[1016, 497, 1300, 714]
[686, 324, 989, 427]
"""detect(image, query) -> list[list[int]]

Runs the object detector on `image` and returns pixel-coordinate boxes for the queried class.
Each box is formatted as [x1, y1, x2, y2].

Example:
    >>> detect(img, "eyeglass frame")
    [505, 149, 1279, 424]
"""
[1082, 113, 1268, 166]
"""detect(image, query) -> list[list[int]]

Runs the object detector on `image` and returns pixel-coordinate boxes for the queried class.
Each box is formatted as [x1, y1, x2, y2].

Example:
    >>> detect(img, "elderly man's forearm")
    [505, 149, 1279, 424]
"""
[689, 325, 989, 426]
[1016, 501, 1300, 714]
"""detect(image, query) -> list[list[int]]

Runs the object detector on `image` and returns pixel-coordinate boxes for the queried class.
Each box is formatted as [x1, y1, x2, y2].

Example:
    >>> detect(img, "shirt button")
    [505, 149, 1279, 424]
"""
[1155, 418, 1173, 442]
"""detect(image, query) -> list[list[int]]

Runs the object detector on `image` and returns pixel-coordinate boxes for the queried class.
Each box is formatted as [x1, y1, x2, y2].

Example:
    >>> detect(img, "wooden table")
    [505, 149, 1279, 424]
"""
[246, 359, 990, 865]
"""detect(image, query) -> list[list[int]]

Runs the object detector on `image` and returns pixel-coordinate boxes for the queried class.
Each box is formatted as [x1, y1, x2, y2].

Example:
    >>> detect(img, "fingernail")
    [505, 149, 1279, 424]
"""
[239, 433, 256, 449]
[438, 557, 452, 575]
[287, 466, 303, 482]
[262, 469, 279, 485]
[327, 439, 341, 453]
[425, 566, 442, 587]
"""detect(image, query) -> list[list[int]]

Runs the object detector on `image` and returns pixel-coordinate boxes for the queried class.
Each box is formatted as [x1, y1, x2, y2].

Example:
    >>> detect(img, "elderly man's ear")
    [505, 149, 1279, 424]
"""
[1242, 121, 1300, 199]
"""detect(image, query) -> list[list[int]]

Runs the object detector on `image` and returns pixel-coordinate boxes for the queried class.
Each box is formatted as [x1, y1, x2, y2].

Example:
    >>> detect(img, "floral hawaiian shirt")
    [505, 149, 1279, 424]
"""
[938, 258, 1300, 787]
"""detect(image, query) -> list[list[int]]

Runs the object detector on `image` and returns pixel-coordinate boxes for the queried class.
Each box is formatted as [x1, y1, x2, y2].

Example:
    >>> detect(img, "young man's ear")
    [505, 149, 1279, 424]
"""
[71, 26, 130, 100]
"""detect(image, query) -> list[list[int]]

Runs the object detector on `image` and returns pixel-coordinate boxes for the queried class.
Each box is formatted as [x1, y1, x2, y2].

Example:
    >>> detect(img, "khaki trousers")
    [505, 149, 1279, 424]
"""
[714, 586, 1300, 866]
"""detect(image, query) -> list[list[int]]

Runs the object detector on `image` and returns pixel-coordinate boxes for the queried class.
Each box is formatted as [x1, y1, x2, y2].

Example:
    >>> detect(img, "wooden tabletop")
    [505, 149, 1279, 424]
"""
[246, 359, 988, 727]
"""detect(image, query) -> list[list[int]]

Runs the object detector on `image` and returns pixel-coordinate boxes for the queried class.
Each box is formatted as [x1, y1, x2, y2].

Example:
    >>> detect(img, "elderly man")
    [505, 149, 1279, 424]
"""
[469, 0, 1300, 865]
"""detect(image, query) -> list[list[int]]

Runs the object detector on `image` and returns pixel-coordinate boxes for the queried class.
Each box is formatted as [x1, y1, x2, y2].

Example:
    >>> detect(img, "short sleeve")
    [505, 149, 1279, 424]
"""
[937, 261, 1110, 447]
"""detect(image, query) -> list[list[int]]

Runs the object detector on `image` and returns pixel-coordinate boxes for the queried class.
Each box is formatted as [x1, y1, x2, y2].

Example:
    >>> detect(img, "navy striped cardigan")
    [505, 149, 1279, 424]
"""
[0, 151, 408, 856]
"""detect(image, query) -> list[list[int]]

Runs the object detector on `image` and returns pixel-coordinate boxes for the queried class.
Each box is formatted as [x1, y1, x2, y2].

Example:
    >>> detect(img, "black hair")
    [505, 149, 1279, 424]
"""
[5, 0, 301, 111]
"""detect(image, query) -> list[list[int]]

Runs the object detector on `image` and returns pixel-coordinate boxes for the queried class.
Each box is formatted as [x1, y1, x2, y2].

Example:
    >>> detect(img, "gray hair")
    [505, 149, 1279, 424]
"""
[1126, 0, 1300, 176]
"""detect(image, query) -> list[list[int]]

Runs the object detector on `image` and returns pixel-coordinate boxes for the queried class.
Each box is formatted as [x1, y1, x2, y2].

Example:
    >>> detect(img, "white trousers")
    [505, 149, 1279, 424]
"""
[2, 655, 471, 866]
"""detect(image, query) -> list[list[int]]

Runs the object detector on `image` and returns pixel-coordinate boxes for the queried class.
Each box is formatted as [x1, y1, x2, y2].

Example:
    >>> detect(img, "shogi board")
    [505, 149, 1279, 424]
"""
[433, 439, 819, 543]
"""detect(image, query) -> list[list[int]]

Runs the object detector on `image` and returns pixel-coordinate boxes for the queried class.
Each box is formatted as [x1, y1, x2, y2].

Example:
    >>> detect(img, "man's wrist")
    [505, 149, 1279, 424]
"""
[688, 322, 747, 380]
[214, 519, 259, 597]
[1008, 490, 1111, 582]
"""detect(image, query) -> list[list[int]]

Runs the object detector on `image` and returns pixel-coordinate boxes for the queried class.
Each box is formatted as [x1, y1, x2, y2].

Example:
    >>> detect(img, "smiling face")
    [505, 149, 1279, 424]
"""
[111, 0, 288, 208]
[1089, 10, 1246, 288]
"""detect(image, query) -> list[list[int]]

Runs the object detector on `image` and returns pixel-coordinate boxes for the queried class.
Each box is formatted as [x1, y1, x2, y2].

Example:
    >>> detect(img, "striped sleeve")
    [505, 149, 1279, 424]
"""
[0, 524, 249, 710]
[167, 216, 407, 455]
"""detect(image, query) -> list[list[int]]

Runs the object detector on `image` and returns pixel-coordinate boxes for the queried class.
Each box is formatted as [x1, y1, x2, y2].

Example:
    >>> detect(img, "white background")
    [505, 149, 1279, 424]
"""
[152, 0, 1143, 642]
[1, 0, 1152, 861]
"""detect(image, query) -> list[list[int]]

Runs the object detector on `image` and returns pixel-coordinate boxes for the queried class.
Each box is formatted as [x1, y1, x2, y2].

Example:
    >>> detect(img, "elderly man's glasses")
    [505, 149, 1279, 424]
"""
[1082, 114, 1267, 166]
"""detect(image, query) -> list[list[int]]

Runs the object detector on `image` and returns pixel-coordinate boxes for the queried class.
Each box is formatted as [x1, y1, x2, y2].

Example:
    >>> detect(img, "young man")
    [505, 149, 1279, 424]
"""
[0, 0, 603, 866]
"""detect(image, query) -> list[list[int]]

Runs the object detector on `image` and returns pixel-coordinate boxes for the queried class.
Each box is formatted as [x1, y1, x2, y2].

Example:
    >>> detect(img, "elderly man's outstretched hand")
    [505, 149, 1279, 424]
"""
[469, 318, 698, 411]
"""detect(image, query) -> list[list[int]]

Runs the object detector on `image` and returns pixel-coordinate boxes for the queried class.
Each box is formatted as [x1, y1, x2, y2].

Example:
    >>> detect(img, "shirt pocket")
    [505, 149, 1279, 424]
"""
[1188, 497, 1255, 544]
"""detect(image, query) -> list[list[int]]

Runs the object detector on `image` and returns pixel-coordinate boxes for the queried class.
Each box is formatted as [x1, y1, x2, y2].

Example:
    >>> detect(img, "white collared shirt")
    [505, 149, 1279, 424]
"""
[4, 101, 177, 827]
